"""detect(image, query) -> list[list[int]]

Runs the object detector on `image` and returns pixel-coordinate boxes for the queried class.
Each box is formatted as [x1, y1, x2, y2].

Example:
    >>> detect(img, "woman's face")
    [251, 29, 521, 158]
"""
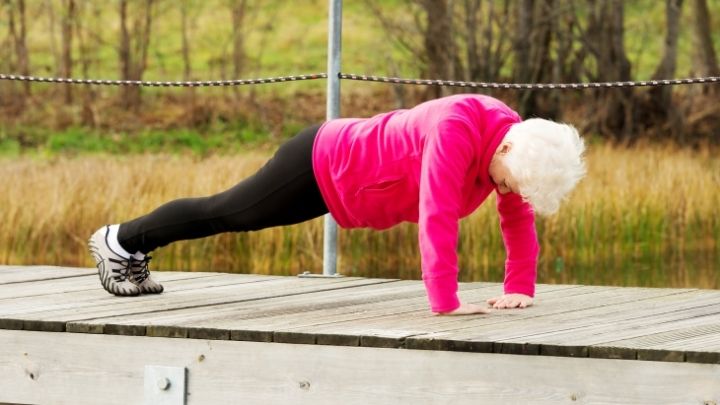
[489, 143, 520, 195]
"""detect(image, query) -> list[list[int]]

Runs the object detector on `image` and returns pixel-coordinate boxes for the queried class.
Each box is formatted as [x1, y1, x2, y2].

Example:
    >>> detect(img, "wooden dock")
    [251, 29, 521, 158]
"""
[0, 265, 718, 404]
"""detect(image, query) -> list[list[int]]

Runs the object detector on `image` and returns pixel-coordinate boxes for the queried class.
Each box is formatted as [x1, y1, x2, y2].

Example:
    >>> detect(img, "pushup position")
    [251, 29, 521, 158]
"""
[88, 94, 586, 315]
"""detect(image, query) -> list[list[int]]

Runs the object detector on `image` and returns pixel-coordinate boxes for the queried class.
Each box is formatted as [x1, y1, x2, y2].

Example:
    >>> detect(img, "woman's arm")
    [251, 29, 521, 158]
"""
[490, 191, 539, 308]
[417, 121, 476, 314]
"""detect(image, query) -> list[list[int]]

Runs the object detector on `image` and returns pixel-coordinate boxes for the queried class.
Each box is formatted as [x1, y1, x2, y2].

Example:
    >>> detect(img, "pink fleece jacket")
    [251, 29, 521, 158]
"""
[312, 94, 539, 313]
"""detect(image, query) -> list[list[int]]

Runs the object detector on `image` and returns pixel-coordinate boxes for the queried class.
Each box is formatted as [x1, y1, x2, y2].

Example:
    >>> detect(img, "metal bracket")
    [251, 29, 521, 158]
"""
[144, 365, 187, 405]
[298, 270, 345, 279]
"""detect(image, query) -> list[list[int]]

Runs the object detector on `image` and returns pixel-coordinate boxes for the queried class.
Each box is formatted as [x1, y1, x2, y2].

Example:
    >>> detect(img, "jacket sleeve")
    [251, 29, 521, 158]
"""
[418, 120, 474, 313]
[496, 191, 539, 297]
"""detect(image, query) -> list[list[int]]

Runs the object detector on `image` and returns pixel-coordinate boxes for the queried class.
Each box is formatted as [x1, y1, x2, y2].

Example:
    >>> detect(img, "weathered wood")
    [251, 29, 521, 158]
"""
[0, 271, 221, 300]
[1, 267, 720, 367]
[70, 280, 431, 341]
[2, 276, 399, 335]
[598, 323, 720, 363]
[0, 265, 95, 284]
[295, 285, 673, 350]
[0, 272, 281, 317]
[1, 329, 718, 405]
[405, 287, 699, 357]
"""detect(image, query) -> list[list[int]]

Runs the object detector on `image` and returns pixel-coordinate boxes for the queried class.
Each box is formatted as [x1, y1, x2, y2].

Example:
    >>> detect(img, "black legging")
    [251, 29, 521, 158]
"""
[117, 124, 329, 254]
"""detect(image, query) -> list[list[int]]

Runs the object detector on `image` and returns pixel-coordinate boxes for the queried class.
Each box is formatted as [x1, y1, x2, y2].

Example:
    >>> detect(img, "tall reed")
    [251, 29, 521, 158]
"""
[1, 142, 718, 288]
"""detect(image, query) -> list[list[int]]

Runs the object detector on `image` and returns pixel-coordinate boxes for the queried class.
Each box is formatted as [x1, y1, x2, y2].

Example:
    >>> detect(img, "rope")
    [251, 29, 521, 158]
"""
[0, 73, 327, 87]
[339, 73, 720, 90]
[2, 71, 719, 89]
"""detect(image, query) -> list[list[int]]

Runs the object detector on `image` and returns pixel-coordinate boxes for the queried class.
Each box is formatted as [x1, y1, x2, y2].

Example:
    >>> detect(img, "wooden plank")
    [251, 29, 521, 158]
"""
[427, 289, 720, 360]
[0, 265, 95, 284]
[0, 272, 281, 316]
[1, 329, 719, 405]
[66, 280, 459, 341]
[133, 284, 586, 348]
[494, 290, 720, 347]
[291, 285, 675, 351]
[3, 267, 720, 365]
[0, 273, 285, 332]
[404, 288, 699, 352]
[0, 271, 226, 300]
[592, 323, 720, 363]
[0, 276, 400, 333]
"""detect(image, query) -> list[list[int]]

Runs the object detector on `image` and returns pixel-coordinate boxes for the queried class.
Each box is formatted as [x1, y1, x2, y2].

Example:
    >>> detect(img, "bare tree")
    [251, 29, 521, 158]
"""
[60, 0, 76, 103]
[44, 0, 61, 77]
[180, 0, 193, 81]
[118, 0, 155, 109]
[420, 0, 456, 97]
[75, 1, 102, 126]
[515, 0, 552, 117]
[651, 0, 683, 101]
[646, 0, 684, 140]
[461, 0, 512, 83]
[690, 0, 719, 91]
[7, 0, 30, 98]
[231, 0, 248, 80]
[581, 0, 633, 139]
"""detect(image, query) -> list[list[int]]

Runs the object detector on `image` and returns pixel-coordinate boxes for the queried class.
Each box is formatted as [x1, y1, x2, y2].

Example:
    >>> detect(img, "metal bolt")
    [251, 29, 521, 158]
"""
[570, 394, 577, 401]
[298, 381, 311, 390]
[157, 377, 171, 391]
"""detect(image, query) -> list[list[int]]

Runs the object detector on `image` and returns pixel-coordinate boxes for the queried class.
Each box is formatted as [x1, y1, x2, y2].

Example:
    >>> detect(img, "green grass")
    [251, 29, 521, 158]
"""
[0, 125, 278, 157]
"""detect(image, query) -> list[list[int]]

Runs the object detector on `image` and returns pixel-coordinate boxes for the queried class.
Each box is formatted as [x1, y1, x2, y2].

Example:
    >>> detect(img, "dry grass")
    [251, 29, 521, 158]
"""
[1, 142, 718, 288]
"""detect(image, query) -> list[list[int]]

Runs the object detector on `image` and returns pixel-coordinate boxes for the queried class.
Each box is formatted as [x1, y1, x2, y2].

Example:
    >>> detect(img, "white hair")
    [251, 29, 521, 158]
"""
[502, 118, 586, 216]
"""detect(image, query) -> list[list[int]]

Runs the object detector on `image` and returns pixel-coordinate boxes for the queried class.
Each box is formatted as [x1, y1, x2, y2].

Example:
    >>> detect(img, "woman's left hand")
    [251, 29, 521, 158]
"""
[487, 293, 533, 309]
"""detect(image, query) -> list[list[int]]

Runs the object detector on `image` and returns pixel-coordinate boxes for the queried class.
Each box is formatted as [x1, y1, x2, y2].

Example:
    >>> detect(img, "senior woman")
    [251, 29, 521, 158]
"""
[89, 94, 586, 315]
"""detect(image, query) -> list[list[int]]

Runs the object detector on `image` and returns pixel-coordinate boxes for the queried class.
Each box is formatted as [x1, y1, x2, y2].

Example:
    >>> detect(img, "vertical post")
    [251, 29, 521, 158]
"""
[323, 0, 342, 276]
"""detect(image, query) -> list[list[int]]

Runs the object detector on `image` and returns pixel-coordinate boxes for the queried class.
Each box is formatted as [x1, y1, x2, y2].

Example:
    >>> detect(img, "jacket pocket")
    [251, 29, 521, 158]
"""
[350, 176, 414, 228]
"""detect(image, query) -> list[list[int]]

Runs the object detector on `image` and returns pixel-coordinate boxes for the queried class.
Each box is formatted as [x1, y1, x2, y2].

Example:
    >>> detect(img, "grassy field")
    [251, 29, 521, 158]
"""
[2, 142, 718, 289]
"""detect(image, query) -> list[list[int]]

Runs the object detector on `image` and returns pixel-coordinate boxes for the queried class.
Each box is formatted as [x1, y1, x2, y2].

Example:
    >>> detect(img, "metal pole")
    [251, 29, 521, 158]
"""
[323, 0, 342, 276]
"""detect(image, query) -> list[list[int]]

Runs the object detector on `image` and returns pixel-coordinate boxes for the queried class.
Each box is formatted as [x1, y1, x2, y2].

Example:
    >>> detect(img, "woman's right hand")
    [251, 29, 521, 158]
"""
[435, 302, 492, 316]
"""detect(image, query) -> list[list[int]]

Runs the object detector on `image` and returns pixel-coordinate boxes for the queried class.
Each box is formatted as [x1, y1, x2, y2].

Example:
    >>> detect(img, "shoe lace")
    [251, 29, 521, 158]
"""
[107, 257, 132, 282]
[130, 255, 153, 284]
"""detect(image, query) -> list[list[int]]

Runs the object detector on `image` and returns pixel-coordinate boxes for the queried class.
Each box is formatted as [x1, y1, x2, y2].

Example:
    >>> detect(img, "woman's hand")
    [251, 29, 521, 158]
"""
[487, 293, 533, 309]
[435, 302, 492, 316]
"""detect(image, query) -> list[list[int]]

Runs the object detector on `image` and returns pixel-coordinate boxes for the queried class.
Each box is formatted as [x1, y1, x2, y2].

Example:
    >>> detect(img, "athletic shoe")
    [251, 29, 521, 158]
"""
[88, 225, 141, 296]
[129, 255, 164, 294]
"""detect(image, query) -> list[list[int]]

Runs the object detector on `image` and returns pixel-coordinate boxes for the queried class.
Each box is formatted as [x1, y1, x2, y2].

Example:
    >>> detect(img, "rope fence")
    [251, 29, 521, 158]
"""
[339, 73, 720, 90]
[1, 72, 719, 89]
[0, 73, 327, 87]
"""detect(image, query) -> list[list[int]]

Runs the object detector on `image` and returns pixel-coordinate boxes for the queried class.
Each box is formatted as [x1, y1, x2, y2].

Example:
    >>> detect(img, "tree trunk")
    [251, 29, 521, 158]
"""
[650, 0, 684, 140]
[231, 0, 247, 79]
[118, 0, 154, 110]
[515, 0, 555, 118]
[1, 1, 11, 106]
[15, 0, 30, 97]
[464, 0, 481, 81]
[690, 0, 719, 99]
[119, 0, 132, 107]
[584, 0, 633, 139]
[61, 0, 75, 103]
[76, 1, 99, 127]
[514, 0, 534, 116]
[43, 0, 60, 79]
[231, 0, 247, 100]
[420, 0, 456, 98]
[180, 0, 192, 81]
[7, 0, 30, 100]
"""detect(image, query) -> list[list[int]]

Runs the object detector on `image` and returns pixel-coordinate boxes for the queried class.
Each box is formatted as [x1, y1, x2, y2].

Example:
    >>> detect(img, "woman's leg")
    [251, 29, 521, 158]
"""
[117, 124, 328, 254]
